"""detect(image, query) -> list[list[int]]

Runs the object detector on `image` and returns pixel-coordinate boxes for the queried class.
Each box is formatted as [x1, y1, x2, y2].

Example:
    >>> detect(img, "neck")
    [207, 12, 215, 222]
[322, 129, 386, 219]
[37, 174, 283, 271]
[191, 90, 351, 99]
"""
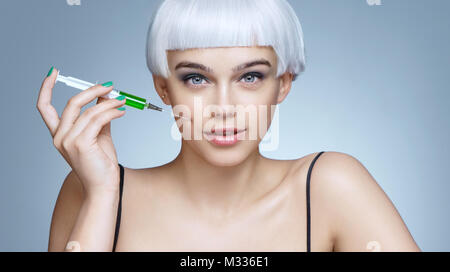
[170, 141, 272, 217]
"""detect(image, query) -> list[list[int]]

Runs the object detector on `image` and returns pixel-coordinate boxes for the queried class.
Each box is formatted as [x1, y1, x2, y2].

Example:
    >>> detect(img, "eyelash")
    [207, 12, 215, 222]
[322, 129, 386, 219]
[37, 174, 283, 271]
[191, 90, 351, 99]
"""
[181, 72, 264, 87]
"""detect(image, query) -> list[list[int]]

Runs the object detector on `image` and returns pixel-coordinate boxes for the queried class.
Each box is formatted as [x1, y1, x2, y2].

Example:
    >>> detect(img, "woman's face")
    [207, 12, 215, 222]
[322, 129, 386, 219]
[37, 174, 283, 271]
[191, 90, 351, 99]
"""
[153, 46, 293, 166]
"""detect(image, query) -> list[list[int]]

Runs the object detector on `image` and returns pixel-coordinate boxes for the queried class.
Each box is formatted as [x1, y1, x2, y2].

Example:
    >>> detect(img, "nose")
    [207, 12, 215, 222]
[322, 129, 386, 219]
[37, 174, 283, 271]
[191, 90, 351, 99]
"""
[210, 82, 236, 119]
[210, 108, 236, 119]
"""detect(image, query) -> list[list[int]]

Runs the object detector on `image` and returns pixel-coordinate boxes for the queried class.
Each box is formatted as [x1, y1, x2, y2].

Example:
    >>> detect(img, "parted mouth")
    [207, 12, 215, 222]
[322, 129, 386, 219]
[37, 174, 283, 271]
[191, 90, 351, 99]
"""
[203, 128, 247, 136]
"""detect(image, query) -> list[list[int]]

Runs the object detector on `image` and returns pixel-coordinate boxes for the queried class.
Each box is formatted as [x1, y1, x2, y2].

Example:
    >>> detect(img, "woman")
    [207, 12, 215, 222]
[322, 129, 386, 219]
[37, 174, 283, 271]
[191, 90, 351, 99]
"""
[37, 0, 420, 252]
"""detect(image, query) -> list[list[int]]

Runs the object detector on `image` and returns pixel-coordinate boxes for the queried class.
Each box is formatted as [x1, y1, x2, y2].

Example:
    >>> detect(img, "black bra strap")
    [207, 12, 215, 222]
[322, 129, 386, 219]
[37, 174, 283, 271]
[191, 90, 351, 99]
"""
[112, 163, 124, 252]
[306, 151, 325, 252]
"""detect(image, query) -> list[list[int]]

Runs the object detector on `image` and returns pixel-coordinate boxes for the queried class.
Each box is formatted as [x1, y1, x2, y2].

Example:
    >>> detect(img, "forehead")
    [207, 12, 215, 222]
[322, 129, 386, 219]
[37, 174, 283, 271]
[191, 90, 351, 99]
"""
[166, 46, 277, 71]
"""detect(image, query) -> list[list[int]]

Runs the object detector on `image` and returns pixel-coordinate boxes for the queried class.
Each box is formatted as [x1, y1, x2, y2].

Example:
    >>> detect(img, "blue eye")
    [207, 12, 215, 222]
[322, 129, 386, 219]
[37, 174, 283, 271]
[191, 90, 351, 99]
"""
[240, 72, 264, 83]
[181, 72, 264, 87]
[183, 74, 207, 85]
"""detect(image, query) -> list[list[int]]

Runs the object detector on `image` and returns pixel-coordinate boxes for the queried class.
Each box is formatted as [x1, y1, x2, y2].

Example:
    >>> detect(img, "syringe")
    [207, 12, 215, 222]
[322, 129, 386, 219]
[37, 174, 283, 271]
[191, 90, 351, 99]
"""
[55, 70, 187, 119]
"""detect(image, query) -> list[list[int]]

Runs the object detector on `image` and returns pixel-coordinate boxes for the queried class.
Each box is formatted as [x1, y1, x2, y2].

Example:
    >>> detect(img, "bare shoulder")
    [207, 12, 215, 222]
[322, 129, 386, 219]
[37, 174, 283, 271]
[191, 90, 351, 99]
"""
[119, 163, 176, 199]
[304, 151, 393, 212]
[290, 151, 392, 202]
[123, 163, 169, 185]
[48, 163, 169, 252]
[48, 170, 84, 251]
[299, 151, 421, 252]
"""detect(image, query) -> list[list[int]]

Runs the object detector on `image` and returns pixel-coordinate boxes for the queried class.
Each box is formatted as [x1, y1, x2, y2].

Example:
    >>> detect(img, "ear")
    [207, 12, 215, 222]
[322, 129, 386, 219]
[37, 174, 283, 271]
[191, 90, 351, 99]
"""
[276, 72, 294, 104]
[152, 74, 171, 105]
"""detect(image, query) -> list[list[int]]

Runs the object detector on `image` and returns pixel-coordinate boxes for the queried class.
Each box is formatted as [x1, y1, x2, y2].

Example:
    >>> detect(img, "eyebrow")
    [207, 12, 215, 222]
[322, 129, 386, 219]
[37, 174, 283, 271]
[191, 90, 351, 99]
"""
[174, 59, 272, 73]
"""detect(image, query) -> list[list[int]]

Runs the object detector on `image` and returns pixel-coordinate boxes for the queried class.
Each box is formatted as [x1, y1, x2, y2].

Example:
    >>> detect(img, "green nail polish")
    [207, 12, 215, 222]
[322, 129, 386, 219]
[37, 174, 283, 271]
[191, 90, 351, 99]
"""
[117, 107, 126, 111]
[115, 95, 126, 101]
[46, 66, 54, 77]
[101, 81, 113, 87]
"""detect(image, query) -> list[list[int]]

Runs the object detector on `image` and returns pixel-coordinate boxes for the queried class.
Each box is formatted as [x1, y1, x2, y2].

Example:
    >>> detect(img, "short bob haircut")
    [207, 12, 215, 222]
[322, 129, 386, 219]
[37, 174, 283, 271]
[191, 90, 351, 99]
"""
[146, 0, 306, 82]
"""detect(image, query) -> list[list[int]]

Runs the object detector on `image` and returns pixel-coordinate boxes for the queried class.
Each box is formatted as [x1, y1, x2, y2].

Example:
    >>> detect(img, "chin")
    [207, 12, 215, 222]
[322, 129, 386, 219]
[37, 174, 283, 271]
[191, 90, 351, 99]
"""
[194, 140, 258, 167]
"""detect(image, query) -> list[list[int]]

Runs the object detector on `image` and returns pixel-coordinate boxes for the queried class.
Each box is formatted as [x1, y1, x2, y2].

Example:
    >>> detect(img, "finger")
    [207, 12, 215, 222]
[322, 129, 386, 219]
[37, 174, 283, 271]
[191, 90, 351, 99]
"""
[64, 97, 126, 143]
[96, 97, 112, 136]
[96, 96, 108, 104]
[36, 67, 60, 136]
[54, 82, 116, 143]
[77, 107, 126, 149]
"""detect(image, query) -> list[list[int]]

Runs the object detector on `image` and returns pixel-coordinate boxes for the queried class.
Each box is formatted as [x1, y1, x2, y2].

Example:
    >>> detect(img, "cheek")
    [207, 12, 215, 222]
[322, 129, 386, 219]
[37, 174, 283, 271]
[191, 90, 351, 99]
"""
[237, 87, 279, 139]
[237, 83, 279, 114]
[237, 79, 280, 105]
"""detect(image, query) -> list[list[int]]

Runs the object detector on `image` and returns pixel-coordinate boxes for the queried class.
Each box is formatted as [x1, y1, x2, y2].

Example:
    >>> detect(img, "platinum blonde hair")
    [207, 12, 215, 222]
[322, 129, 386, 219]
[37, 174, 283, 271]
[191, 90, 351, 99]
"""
[146, 0, 306, 81]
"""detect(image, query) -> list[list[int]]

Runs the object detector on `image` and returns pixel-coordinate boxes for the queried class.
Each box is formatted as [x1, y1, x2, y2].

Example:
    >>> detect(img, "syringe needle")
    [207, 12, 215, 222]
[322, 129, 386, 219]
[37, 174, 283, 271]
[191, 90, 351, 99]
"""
[161, 108, 188, 120]
[145, 102, 189, 120]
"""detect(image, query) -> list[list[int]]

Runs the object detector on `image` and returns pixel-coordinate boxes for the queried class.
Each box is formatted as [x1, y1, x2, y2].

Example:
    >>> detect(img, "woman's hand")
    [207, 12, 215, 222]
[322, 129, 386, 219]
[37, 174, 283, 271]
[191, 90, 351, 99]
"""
[37, 67, 127, 198]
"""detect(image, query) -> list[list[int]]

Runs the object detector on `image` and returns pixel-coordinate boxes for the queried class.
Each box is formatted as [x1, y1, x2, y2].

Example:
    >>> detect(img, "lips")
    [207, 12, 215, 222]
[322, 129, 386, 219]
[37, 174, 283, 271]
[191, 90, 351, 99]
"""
[205, 128, 246, 136]
[203, 128, 247, 146]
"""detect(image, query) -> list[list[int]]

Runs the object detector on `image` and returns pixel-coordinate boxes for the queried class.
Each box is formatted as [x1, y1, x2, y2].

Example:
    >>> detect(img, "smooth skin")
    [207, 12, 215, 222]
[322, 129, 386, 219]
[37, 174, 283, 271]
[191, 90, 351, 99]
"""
[42, 46, 420, 252]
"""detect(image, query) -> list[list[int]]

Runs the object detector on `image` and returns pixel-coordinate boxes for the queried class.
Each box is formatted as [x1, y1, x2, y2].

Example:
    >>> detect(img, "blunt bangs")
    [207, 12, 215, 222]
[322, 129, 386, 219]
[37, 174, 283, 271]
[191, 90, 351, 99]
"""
[146, 0, 306, 81]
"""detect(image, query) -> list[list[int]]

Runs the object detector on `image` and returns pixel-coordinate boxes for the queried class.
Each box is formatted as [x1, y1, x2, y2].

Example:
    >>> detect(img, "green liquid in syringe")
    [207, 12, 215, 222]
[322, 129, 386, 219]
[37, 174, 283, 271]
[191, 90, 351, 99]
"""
[118, 90, 146, 110]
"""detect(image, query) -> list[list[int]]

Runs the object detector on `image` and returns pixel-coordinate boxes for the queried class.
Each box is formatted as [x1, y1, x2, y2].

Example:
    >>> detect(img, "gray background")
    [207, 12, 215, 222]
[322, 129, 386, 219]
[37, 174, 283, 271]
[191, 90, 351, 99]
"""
[0, 0, 448, 251]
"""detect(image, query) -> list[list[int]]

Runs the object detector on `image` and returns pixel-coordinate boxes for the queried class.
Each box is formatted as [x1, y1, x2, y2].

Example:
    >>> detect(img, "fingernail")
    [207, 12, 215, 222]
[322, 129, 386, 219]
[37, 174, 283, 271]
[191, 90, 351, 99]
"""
[117, 107, 126, 111]
[115, 95, 126, 101]
[46, 66, 54, 77]
[101, 81, 113, 87]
